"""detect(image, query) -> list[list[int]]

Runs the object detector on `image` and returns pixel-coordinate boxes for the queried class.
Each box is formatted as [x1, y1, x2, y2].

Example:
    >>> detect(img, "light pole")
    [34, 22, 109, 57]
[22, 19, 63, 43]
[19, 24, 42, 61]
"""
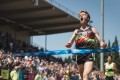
[100, 0, 104, 71]
[45, 34, 47, 51]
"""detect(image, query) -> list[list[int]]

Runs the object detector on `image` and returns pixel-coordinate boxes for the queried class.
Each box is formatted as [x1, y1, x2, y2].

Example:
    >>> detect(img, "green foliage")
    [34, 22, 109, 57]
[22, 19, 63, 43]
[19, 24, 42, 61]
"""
[64, 56, 72, 64]
[58, 57, 63, 62]
[107, 40, 111, 48]
[105, 36, 120, 72]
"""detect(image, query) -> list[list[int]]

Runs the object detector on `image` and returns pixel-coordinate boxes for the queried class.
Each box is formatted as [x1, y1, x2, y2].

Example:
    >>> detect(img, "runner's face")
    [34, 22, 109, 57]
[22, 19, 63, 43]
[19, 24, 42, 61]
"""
[107, 56, 112, 62]
[79, 12, 89, 24]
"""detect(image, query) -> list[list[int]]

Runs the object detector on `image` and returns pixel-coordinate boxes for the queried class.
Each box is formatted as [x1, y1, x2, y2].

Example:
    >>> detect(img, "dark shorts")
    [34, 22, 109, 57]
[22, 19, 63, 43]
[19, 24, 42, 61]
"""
[76, 53, 94, 64]
[105, 76, 114, 80]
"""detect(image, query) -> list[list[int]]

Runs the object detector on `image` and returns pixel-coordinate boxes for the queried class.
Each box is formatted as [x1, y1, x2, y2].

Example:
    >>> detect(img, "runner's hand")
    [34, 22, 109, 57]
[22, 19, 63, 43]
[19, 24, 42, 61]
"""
[65, 42, 72, 48]
[100, 42, 107, 48]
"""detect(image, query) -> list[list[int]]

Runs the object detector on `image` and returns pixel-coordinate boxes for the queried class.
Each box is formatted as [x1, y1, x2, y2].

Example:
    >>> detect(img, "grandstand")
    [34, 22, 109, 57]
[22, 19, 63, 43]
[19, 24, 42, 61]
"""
[0, 0, 81, 55]
[0, 0, 80, 46]
[0, 0, 81, 77]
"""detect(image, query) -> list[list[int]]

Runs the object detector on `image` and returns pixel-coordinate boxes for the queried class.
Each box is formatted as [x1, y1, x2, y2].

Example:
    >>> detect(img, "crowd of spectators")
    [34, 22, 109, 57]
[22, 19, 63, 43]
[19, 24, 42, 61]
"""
[0, 51, 81, 80]
[0, 32, 120, 80]
[0, 51, 120, 80]
[0, 32, 43, 53]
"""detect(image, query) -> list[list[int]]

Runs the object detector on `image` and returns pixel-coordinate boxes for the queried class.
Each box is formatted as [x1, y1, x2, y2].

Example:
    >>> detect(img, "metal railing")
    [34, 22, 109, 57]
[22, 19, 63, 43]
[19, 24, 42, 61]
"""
[44, 0, 79, 19]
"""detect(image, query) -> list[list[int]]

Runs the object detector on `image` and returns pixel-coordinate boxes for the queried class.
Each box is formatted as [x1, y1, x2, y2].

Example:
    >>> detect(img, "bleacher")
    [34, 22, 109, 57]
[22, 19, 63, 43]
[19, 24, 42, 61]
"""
[0, 0, 83, 80]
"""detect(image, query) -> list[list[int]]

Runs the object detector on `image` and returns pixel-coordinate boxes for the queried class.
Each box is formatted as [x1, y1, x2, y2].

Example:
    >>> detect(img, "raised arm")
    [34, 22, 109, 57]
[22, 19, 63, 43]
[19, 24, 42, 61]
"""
[65, 29, 78, 48]
[92, 27, 106, 48]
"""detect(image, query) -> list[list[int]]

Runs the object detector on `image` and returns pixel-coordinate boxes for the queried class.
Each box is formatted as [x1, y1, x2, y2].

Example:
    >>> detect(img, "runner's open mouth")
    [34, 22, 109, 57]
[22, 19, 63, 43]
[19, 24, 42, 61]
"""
[81, 17, 83, 21]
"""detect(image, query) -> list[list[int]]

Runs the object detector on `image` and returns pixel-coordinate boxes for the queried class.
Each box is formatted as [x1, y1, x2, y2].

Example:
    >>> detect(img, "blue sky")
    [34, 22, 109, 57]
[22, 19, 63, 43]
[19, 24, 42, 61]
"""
[32, 0, 120, 51]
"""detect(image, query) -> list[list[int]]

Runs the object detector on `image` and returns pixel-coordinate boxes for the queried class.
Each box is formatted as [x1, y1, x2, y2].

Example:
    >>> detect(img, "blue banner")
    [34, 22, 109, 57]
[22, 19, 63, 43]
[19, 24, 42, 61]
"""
[13, 46, 119, 56]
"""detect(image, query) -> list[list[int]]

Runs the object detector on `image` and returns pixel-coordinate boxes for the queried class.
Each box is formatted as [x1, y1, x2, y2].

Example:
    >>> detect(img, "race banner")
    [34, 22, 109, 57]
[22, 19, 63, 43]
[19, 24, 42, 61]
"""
[13, 46, 119, 56]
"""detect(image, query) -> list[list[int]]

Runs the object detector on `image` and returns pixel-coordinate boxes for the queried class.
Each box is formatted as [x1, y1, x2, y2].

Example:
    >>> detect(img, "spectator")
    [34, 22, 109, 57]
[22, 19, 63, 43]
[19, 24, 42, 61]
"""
[10, 66, 19, 80]
[104, 54, 117, 80]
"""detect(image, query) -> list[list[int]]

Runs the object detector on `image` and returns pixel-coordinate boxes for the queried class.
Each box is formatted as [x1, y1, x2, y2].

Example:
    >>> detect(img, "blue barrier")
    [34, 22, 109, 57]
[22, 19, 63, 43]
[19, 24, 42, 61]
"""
[13, 46, 119, 56]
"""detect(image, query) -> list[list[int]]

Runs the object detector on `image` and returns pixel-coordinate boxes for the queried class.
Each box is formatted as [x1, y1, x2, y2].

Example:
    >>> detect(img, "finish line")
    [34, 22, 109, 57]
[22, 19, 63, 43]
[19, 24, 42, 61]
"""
[13, 46, 119, 56]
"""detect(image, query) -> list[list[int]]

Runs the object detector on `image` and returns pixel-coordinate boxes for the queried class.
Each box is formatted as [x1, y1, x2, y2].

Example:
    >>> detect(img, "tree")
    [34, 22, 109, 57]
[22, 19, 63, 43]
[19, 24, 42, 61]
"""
[64, 56, 72, 64]
[58, 57, 63, 63]
[111, 36, 120, 72]
[112, 36, 119, 59]
[104, 40, 112, 63]
[107, 40, 111, 48]
[67, 56, 72, 64]
[64, 57, 68, 63]
[112, 36, 118, 46]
